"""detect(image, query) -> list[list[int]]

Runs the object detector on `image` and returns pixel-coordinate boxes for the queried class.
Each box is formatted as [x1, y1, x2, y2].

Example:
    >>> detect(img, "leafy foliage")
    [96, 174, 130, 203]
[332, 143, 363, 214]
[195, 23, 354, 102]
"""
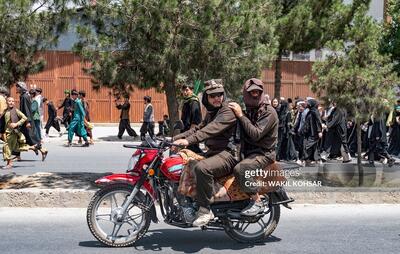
[74, 0, 279, 122]
[310, 5, 398, 122]
[0, 0, 71, 86]
[382, 0, 400, 75]
[272, 0, 371, 98]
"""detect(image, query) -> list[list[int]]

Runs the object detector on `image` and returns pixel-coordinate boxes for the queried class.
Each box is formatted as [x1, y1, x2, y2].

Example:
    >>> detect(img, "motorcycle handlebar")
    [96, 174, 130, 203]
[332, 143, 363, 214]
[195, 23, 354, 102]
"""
[161, 141, 186, 149]
[155, 137, 186, 149]
[122, 144, 158, 150]
[122, 140, 186, 150]
[154, 137, 172, 142]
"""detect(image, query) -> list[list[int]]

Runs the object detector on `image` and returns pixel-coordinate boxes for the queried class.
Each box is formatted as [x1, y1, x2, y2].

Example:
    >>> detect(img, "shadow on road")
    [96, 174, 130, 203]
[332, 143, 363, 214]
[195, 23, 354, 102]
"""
[0, 172, 111, 189]
[78, 241, 106, 248]
[97, 135, 140, 142]
[79, 229, 281, 252]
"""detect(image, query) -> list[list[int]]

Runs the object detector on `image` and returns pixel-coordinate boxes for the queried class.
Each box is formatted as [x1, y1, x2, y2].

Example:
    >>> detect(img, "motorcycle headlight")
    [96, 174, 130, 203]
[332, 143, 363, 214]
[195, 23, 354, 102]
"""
[127, 154, 142, 171]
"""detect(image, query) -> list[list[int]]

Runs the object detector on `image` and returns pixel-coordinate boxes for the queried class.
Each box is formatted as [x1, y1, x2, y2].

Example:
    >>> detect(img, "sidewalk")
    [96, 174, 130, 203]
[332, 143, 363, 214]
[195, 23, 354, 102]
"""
[43, 123, 146, 143]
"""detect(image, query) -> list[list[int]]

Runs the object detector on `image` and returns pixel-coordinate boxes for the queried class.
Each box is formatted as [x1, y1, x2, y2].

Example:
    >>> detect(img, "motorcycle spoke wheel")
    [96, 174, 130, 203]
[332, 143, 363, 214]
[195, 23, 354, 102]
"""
[87, 183, 151, 247]
[224, 204, 280, 243]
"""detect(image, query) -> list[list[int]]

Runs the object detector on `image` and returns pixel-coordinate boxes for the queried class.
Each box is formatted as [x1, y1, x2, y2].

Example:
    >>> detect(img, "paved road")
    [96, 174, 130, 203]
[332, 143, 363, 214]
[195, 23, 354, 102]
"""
[0, 205, 399, 254]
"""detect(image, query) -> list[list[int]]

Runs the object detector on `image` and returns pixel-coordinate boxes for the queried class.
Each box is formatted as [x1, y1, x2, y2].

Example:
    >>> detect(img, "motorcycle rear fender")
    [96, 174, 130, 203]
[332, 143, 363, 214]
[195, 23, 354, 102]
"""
[95, 174, 156, 200]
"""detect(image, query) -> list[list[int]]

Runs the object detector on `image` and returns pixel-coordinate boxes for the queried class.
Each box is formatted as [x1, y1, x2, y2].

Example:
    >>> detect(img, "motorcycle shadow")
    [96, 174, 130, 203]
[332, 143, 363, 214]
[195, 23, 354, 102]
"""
[79, 229, 281, 252]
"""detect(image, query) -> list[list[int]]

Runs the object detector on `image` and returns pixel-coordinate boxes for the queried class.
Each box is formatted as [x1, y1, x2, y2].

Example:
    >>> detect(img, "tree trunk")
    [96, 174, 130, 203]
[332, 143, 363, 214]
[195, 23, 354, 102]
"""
[164, 79, 180, 130]
[274, 49, 283, 100]
[356, 120, 363, 186]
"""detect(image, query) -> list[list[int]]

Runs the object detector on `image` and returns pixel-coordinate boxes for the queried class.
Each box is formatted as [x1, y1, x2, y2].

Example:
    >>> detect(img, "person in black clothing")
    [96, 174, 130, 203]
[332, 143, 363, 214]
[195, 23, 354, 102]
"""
[180, 84, 202, 153]
[15, 81, 48, 161]
[43, 98, 62, 137]
[116, 97, 138, 139]
[58, 90, 73, 129]
[276, 100, 296, 161]
[346, 119, 357, 156]
[367, 115, 395, 166]
[324, 102, 352, 162]
[293, 100, 306, 164]
[318, 105, 327, 158]
[301, 98, 323, 165]
[0, 87, 9, 138]
[157, 114, 170, 137]
[388, 102, 400, 156]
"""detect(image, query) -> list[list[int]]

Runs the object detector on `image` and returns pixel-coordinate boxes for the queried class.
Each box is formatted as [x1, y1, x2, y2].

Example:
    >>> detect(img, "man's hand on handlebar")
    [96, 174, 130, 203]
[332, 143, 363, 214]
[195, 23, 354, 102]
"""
[171, 139, 189, 152]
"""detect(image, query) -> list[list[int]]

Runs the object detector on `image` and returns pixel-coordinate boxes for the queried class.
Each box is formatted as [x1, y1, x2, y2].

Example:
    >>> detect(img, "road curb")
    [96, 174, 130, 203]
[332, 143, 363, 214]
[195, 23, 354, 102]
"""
[0, 189, 96, 208]
[290, 190, 400, 204]
[1, 189, 399, 207]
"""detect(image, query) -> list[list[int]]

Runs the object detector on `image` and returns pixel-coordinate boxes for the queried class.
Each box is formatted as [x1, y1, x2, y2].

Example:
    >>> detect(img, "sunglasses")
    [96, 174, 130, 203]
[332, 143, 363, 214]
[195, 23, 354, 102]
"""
[208, 93, 223, 98]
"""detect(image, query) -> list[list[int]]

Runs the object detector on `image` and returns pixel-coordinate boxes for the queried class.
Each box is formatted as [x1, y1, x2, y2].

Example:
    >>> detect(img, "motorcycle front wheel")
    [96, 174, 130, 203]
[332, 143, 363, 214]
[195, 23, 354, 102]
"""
[87, 183, 151, 247]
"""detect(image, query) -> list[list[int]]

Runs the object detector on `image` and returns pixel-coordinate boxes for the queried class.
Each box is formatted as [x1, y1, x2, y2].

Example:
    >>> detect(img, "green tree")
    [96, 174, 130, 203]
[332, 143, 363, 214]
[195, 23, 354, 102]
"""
[0, 0, 70, 87]
[309, 5, 399, 183]
[382, 0, 400, 75]
[74, 0, 278, 124]
[272, 0, 370, 99]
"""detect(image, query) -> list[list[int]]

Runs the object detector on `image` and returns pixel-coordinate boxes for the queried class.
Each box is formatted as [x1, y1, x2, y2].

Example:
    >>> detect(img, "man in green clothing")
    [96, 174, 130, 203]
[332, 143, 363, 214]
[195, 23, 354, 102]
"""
[67, 90, 89, 147]
[29, 89, 41, 141]
[179, 84, 202, 153]
[2, 97, 37, 169]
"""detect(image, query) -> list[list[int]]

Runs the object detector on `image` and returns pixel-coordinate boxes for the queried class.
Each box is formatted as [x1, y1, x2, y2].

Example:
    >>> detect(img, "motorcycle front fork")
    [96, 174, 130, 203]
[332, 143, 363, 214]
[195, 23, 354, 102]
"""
[116, 174, 149, 222]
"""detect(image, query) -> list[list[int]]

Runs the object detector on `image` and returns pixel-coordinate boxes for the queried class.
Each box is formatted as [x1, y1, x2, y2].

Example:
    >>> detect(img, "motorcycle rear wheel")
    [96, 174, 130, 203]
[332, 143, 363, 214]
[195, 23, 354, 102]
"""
[224, 204, 280, 243]
[87, 183, 151, 247]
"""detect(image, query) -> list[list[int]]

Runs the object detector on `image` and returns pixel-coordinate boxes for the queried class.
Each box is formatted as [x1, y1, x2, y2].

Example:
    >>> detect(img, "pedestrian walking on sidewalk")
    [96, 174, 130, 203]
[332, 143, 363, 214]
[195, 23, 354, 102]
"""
[79, 90, 94, 144]
[15, 82, 48, 161]
[29, 89, 42, 141]
[388, 100, 400, 156]
[0, 87, 9, 137]
[140, 96, 154, 140]
[2, 97, 40, 169]
[301, 98, 323, 166]
[366, 115, 395, 166]
[35, 87, 45, 141]
[58, 90, 73, 130]
[116, 96, 138, 139]
[43, 98, 62, 137]
[324, 102, 352, 163]
[67, 90, 89, 147]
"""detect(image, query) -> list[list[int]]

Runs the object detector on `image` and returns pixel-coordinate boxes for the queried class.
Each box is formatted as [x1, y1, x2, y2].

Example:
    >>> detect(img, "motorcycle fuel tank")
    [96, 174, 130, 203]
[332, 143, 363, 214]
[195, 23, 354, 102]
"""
[160, 155, 184, 182]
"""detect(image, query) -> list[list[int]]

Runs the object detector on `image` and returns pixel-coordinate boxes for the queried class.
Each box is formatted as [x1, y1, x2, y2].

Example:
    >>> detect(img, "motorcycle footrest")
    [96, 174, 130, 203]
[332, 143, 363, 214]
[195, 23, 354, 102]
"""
[200, 224, 224, 231]
[272, 198, 295, 207]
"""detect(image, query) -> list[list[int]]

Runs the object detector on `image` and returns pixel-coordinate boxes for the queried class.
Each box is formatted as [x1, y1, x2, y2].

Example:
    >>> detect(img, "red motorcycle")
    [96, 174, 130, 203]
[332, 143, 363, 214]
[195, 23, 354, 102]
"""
[87, 138, 293, 247]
